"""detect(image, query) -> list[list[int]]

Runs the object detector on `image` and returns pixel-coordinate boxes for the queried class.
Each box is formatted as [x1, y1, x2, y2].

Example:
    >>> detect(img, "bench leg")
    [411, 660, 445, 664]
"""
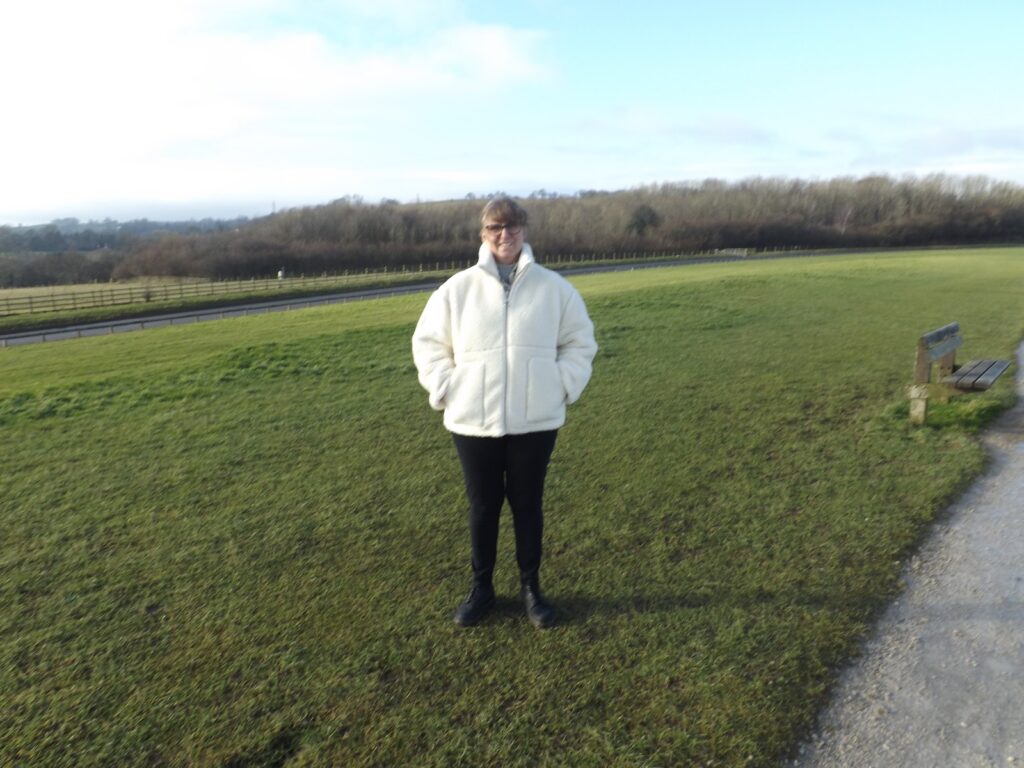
[937, 351, 956, 384]
[908, 384, 929, 425]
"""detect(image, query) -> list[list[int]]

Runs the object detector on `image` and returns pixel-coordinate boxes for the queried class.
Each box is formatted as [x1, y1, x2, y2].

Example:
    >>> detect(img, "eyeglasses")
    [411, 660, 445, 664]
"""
[483, 223, 522, 235]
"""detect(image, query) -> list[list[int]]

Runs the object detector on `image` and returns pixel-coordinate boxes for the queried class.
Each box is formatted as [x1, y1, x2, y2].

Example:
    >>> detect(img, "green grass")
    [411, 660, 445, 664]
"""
[1, 249, 1021, 766]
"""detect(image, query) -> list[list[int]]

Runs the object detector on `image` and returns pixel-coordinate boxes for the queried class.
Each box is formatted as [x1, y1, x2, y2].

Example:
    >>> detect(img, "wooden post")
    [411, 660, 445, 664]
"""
[909, 323, 962, 425]
[910, 335, 934, 425]
[935, 348, 957, 404]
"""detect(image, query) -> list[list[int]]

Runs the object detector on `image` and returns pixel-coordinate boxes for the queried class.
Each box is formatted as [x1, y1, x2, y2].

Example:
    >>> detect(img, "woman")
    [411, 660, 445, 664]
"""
[412, 197, 597, 628]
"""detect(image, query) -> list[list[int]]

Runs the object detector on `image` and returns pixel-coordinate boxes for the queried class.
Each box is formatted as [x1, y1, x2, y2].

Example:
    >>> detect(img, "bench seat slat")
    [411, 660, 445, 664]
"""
[944, 359, 995, 390]
[943, 359, 989, 387]
[943, 359, 1011, 391]
[973, 359, 1011, 390]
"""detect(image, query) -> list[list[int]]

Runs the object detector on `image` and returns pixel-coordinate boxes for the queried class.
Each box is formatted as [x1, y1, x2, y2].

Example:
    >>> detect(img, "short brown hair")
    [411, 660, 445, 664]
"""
[480, 196, 528, 228]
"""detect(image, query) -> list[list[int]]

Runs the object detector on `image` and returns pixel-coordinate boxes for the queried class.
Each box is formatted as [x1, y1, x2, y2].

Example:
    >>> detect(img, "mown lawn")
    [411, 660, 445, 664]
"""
[1, 249, 1021, 767]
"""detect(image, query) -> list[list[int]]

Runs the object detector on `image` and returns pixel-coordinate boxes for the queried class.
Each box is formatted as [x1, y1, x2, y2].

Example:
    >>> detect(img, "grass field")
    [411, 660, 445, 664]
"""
[1, 249, 1021, 766]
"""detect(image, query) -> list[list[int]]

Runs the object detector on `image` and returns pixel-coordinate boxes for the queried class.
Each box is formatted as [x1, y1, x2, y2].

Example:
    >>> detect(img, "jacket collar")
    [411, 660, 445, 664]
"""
[477, 242, 535, 279]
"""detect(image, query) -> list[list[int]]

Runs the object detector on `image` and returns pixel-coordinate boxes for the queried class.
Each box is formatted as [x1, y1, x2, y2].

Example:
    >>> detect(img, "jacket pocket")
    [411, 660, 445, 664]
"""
[526, 358, 565, 423]
[446, 361, 485, 427]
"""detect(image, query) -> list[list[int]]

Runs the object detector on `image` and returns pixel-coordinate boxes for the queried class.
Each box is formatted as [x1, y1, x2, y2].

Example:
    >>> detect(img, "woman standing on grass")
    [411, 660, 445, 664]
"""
[412, 197, 597, 629]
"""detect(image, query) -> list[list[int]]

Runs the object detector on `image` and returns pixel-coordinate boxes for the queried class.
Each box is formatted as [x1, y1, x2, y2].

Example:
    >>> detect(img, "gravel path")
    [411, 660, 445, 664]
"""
[794, 342, 1024, 767]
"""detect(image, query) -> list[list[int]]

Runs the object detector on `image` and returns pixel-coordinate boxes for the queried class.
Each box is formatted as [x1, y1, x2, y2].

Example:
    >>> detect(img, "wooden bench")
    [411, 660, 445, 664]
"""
[908, 322, 1011, 424]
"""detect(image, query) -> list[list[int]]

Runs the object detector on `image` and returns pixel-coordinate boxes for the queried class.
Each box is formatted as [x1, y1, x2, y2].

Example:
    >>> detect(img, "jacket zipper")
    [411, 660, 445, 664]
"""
[502, 277, 512, 434]
[498, 260, 526, 434]
[499, 264, 524, 434]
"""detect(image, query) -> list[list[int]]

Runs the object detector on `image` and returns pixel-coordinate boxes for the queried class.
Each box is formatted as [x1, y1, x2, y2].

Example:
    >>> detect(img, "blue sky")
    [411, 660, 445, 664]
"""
[2, 0, 1023, 225]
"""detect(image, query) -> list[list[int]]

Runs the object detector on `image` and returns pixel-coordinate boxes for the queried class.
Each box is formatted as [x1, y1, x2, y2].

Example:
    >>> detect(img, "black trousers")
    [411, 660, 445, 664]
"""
[452, 430, 558, 588]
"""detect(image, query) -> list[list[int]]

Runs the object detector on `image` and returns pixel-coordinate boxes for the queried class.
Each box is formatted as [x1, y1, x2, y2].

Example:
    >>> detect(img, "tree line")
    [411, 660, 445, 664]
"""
[4, 174, 1024, 287]
[0, 216, 250, 287]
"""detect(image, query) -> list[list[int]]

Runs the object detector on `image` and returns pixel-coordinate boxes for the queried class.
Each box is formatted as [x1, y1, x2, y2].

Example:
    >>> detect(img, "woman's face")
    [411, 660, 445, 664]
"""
[481, 217, 524, 265]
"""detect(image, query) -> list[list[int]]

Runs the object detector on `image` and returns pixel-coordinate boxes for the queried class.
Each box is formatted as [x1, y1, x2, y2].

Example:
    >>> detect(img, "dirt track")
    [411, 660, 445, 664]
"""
[795, 342, 1024, 767]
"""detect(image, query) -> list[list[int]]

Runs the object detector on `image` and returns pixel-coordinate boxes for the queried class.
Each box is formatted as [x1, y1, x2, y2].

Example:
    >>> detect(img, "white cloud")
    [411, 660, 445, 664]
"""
[329, 0, 461, 25]
[679, 116, 778, 146]
[570, 107, 779, 149]
[824, 119, 1024, 176]
[0, 1, 549, 221]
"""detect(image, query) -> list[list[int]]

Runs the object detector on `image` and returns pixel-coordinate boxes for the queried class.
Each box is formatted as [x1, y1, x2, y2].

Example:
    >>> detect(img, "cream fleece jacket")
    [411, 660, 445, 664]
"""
[412, 243, 597, 437]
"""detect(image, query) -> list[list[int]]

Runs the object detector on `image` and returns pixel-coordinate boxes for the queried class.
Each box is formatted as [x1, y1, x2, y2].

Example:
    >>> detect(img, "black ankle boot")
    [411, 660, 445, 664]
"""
[453, 583, 496, 627]
[520, 581, 555, 629]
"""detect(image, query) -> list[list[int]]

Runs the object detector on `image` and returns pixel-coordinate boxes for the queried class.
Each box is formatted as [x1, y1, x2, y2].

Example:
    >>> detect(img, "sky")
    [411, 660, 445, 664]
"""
[2, 0, 1023, 225]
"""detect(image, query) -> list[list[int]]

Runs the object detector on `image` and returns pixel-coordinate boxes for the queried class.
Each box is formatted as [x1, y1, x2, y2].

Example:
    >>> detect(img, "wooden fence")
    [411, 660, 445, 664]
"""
[0, 249, 710, 317]
[0, 263, 462, 317]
